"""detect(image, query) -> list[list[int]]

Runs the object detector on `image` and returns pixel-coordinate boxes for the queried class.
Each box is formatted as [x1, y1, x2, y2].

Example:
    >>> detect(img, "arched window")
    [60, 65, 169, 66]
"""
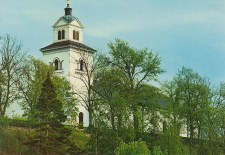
[73, 30, 75, 40]
[53, 57, 63, 70]
[55, 59, 59, 70]
[62, 30, 65, 39]
[58, 30, 61, 40]
[79, 112, 84, 127]
[76, 31, 79, 40]
[80, 59, 84, 71]
[73, 30, 79, 41]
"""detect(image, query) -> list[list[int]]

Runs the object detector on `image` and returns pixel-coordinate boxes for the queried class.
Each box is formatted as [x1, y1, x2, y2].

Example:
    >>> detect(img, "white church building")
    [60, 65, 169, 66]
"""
[40, 2, 95, 126]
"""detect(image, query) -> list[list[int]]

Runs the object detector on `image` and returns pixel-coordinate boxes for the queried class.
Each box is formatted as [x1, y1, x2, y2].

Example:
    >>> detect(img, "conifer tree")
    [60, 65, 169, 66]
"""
[29, 73, 71, 155]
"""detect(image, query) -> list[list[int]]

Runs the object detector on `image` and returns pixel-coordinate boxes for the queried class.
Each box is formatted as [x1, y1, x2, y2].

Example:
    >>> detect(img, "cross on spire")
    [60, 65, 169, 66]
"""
[67, 0, 70, 5]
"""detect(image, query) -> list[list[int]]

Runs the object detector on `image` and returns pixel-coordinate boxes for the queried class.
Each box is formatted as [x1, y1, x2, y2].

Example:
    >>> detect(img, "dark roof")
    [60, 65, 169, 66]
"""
[62, 5, 76, 23]
[40, 40, 96, 52]
[61, 15, 76, 23]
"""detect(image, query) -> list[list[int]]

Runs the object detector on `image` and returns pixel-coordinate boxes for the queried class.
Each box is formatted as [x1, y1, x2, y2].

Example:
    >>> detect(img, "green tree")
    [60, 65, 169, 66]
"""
[105, 38, 164, 139]
[0, 34, 26, 116]
[161, 67, 213, 154]
[17, 56, 53, 118]
[93, 67, 129, 131]
[28, 73, 71, 155]
[17, 56, 77, 122]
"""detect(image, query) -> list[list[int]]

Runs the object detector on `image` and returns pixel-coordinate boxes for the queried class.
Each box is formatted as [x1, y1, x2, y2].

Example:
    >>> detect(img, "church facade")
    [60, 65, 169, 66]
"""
[40, 3, 95, 126]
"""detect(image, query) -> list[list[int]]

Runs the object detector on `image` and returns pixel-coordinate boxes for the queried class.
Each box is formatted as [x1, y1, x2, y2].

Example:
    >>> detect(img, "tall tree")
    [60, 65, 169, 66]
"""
[29, 73, 71, 155]
[17, 56, 53, 117]
[161, 66, 213, 154]
[93, 67, 128, 131]
[106, 38, 164, 139]
[17, 56, 77, 121]
[0, 34, 26, 116]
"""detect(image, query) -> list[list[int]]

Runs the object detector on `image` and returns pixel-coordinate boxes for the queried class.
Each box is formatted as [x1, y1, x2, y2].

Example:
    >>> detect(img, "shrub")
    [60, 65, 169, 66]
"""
[115, 140, 151, 155]
[0, 128, 31, 154]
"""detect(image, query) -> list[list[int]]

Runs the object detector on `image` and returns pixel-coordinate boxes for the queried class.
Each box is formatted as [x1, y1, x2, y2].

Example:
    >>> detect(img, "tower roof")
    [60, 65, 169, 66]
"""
[62, 4, 76, 23]
[52, 3, 83, 28]
[40, 40, 96, 53]
[61, 15, 76, 23]
[61, 4, 76, 23]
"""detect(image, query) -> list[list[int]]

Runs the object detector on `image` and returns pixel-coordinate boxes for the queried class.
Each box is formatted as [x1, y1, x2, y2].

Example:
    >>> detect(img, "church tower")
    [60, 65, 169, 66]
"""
[40, 1, 95, 127]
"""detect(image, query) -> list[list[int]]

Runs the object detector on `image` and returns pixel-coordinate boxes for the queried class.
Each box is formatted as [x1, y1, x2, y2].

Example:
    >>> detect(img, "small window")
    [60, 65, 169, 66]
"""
[55, 59, 59, 70]
[80, 60, 84, 71]
[73, 30, 75, 40]
[73, 30, 79, 41]
[79, 112, 84, 127]
[58, 30, 61, 40]
[53, 58, 63, 70]
[62, 30, 65, 39]
[76, 31, 79, 40]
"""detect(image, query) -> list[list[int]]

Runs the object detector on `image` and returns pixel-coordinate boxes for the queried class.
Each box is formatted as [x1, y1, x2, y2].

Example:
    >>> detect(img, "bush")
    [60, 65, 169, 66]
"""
[0, 116, 36, 128]
[152, 146, 167, 155]
[115, 140, 151, 155]
[0, 128, 31, 154]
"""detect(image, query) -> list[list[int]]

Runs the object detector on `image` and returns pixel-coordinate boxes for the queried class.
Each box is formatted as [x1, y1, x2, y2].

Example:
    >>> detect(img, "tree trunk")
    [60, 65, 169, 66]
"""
[133, 106, 139, 140]
[89, 107, 93, 130]
[110, 106, 115, 130]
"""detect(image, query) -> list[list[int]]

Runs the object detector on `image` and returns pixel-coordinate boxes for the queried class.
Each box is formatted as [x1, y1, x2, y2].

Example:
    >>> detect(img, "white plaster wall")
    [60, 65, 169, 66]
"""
[43, 47, 90, 126]
[70, 20, 80, 27]
[53, 19, 83, 43]
[69, 48, 90, 126]
[43, 48, 70, 81]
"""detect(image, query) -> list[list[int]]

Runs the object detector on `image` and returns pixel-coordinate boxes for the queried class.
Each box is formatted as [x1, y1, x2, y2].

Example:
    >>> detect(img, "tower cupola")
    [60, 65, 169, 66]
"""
[52, 0, 84, 43]
[65, 4, 72, 15]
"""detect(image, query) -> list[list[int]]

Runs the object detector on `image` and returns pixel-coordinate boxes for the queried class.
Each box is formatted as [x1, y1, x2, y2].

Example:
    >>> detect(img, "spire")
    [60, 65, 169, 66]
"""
[65, 0, 72, 15]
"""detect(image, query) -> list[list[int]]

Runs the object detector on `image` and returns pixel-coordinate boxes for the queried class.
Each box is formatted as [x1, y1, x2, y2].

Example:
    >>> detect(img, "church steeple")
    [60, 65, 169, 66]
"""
[41, 0, 95, 127]
[51, 0, 84, 43]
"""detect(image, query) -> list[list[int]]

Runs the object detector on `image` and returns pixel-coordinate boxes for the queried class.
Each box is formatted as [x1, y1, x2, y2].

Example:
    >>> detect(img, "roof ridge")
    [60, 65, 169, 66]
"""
[40, 40, 96, 52]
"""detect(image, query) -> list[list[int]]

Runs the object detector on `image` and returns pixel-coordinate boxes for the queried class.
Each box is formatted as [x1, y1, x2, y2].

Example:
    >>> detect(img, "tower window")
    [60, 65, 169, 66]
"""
[76, 31, 79, 40]
[73, 30, 79, 41]
[55, 59, 59, 70]
[62, 30, 65, 39]
[80, 59, 84, 71]
[79, 112, 84, 127]
[53, 58, 63, 70]
[58, 30, 61, 40]
[58, 30, 65, 40]
[73, 30, 75, 40]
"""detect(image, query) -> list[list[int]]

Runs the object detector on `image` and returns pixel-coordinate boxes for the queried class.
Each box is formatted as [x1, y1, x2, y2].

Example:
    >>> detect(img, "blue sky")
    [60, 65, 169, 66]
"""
[1, 0, 225, 84]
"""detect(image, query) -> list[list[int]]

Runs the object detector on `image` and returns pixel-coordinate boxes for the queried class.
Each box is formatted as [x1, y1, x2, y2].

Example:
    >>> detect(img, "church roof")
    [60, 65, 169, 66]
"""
[60, 4, 77, 23]
[52, 4, 84, 28]
[40, 40, 96, 53]
[61, 15, 76, 23]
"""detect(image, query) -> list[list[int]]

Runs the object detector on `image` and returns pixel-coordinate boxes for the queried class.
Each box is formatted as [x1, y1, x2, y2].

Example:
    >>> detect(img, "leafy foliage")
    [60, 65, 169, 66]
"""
[115, 140, 151, 155]
[18, 56, 77, 122]
[26, 74, 72, 155]
[0, 128, 34, 155]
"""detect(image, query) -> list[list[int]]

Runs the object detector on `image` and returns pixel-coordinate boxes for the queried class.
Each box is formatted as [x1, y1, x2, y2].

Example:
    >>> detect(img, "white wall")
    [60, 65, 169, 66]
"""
[43, 47, 91, 126]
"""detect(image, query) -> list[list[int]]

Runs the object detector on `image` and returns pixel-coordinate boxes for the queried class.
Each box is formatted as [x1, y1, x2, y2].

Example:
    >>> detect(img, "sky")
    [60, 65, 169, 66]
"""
[1, 0, 225, 85]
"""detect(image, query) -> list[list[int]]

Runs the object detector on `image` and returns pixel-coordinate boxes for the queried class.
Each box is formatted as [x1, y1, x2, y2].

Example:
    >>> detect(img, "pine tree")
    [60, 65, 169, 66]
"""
[28, 73, 71, 155]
